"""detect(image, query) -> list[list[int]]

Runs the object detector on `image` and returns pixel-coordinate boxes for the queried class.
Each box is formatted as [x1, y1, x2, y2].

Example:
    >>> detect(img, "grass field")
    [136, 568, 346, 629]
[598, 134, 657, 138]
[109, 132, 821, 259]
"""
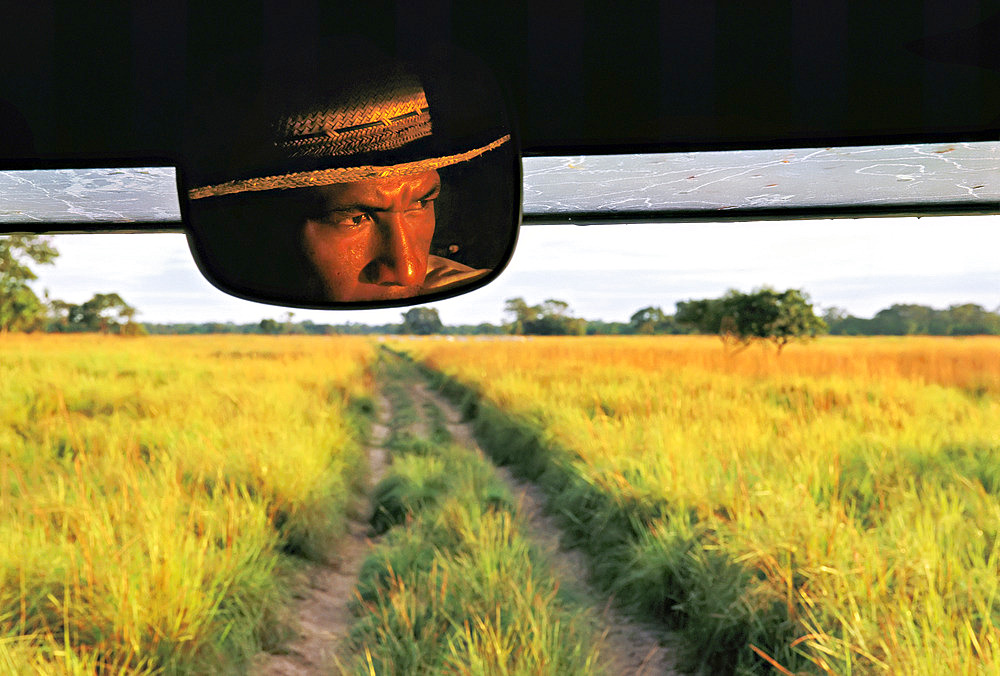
[340, 354, 602, 674]
[5, 333, 999, 674]
[0, 335, 373, 674]
[404, 336, 1000, 675]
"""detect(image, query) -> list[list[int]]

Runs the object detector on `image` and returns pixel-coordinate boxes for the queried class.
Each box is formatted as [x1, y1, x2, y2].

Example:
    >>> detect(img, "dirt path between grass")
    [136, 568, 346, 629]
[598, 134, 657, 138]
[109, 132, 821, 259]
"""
[250, 395, 392, 676]
[412, 381, 682, 676]
[251, 370, 680, 675]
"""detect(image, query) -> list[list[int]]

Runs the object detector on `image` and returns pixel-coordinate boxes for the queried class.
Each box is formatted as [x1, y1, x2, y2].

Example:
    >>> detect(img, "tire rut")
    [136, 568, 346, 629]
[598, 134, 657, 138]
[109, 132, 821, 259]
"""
[250, 394, 392, 676]
[252, 368, 682, 675]
[410, 380, 683, 676]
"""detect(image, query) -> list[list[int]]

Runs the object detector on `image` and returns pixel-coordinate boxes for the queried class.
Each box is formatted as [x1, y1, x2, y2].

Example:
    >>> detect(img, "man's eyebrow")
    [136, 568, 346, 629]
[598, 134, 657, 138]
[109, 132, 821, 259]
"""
[413, 181, 441, 202]
[323, 181, 441, 213]
[325, 203, 371, 213]
[366, 183, 441, 212]
[416, 183, 441, 203]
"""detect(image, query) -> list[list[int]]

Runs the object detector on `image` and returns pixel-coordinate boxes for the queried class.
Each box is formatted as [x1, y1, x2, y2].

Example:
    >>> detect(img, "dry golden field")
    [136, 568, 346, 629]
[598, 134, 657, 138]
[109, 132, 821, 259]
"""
[0, 335, 372, 674]
[5, 333, 1000, 674]
[405, 335, 1000, 675]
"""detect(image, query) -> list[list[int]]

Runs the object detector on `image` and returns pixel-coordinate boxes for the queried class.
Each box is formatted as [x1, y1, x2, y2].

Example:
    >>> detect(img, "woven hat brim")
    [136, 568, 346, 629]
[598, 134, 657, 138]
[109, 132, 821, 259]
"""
[189, 134, 510, 200]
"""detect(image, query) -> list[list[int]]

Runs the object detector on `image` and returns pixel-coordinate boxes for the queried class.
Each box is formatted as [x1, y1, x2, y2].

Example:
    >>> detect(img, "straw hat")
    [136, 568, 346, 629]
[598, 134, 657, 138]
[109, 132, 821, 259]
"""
[186, 62, 511, 201]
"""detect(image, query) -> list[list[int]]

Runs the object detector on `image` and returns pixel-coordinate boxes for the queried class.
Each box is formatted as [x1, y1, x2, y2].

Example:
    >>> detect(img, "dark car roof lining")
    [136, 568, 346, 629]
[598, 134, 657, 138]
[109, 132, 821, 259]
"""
[1, 2, 998, 158]
[1, 3, 998, 229]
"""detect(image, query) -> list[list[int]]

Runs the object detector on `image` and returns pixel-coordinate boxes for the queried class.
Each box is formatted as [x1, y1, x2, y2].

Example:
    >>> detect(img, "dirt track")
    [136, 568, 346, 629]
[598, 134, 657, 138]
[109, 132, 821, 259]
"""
[252, 366, 681, 674]
[249, 397, 391, 676]
[413, 379, 681, 676]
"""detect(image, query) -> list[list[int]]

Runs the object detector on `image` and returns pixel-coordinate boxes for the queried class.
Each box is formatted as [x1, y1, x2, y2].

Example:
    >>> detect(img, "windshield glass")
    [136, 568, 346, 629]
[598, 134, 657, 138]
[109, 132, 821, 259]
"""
[31, 216, 1000, 327]
[3, 141, 996, 228]
[7, 213, 1000, 673]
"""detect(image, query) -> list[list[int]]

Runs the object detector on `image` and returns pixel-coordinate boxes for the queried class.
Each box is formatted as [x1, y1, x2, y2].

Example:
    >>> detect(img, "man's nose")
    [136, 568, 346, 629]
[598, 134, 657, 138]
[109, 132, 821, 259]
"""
[366, 212, 422, 286]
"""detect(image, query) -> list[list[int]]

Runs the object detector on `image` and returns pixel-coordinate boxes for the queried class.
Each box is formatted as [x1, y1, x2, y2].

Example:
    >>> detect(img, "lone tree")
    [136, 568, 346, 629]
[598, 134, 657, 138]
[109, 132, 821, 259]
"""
[400, 307, 443, 335]
[0, 235, 59, 333]
[69, 293, 141, 334]
[504, 297, 586, 335]
[259, 318, 282, 334]
[627, 306, 686, 335]
[629, 306, 668, 334]
[502, 297, 535, 335]
[677, 288, 826, 354]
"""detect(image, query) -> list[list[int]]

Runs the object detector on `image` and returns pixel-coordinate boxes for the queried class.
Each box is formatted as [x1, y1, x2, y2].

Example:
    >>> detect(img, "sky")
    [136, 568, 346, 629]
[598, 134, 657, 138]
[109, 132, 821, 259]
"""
[30, 215, 1000, 326]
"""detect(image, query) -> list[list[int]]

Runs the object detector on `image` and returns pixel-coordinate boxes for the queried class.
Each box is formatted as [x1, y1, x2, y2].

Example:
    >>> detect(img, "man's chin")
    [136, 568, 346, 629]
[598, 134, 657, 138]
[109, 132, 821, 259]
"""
[328, 284, 424, 303]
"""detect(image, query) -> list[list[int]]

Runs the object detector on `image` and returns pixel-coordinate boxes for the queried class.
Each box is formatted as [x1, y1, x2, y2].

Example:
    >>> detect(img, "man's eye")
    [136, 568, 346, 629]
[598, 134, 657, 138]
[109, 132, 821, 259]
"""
[413, 198, 436, 210]
[318, 211, 373, 229]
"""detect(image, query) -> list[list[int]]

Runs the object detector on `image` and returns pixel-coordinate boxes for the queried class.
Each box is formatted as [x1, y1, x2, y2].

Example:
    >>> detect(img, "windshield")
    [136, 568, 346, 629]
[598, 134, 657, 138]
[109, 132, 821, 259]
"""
[4, 3, 1000, 669]
[30, 216, 1000, 327]
[3, 141, 997, 228]
[4, 170, 1000, 675]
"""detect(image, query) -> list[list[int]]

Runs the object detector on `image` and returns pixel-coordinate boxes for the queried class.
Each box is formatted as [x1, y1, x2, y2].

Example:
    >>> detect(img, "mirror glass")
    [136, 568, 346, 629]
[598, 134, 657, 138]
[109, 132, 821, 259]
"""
[180, 46, 519, 309]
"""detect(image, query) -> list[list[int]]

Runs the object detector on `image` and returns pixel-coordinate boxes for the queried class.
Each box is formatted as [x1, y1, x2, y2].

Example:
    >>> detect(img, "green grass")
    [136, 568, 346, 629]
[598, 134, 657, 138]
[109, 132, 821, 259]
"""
[339, 354, 602, 674]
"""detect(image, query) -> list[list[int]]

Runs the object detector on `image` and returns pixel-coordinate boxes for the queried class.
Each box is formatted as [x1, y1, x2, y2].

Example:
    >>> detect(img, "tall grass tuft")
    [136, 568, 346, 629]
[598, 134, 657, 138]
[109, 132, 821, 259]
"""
[0, 334, 373, 673]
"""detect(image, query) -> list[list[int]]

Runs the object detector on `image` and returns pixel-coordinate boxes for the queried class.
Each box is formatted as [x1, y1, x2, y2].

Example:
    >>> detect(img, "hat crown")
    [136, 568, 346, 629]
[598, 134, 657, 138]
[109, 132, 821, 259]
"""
[273, 71, 432, 159]
[185, 59, 511, 200]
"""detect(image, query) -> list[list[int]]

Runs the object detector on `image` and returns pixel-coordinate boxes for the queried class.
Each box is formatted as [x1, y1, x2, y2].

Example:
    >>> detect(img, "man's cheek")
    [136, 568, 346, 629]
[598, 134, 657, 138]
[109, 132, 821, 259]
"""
[414, 218, 436, 259]
[309, 229, 369, 269]
[330, 240, 370, 272]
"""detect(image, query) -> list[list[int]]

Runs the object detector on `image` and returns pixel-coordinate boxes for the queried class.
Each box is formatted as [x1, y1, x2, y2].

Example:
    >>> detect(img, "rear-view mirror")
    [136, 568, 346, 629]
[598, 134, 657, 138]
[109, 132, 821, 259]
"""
[179, 45, 519, 310]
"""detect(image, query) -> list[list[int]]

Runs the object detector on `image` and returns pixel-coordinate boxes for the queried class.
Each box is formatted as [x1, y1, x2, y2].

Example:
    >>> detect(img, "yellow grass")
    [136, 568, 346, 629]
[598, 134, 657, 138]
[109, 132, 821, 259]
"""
[404, 335, 1000, 674]
[0, 334, 373, 674]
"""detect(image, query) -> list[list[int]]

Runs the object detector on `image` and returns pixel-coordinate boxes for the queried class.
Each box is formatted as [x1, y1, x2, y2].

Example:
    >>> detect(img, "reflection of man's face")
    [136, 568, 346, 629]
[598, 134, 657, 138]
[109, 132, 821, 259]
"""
[301, 169, 441, 302]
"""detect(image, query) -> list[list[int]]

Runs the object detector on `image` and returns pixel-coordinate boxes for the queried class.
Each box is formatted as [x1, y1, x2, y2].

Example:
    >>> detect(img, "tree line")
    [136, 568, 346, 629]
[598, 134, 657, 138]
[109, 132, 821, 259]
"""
[822, 304, 1000, 336]
[1, 236, 141, 334]
[4, 236, 999, 339]
[497, 294, 1000, 340]
[140, 296, 1000, 340]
